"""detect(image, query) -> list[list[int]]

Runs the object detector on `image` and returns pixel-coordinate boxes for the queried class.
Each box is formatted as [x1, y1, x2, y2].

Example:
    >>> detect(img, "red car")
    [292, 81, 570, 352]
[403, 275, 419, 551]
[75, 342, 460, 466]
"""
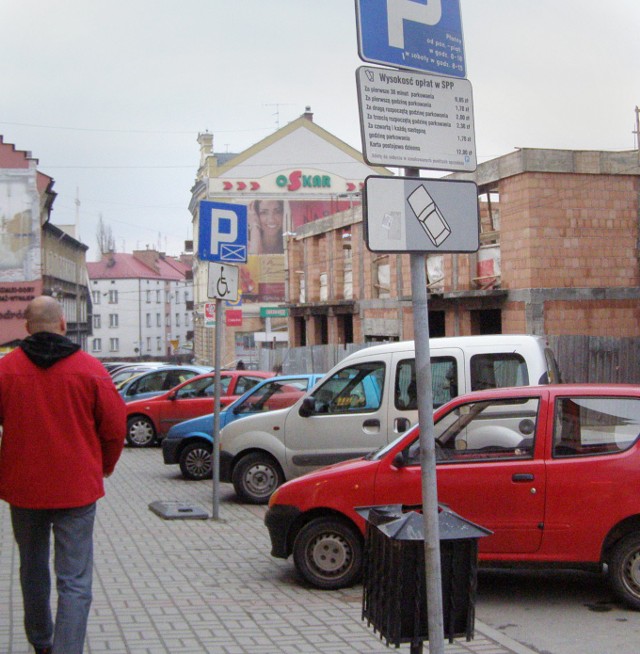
[126, 370, 272, 447]
[265, 384, 640, 610]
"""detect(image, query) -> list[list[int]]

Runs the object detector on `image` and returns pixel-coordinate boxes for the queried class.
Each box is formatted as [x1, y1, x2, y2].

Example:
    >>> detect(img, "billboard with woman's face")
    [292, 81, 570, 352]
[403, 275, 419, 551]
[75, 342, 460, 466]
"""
[239, 197, 358, 302]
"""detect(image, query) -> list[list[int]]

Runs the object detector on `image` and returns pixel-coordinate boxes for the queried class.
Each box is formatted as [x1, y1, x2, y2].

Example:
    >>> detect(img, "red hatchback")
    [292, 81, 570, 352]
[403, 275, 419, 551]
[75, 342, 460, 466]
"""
[126, 370, 272, 447]
[265, 384, 640, 609]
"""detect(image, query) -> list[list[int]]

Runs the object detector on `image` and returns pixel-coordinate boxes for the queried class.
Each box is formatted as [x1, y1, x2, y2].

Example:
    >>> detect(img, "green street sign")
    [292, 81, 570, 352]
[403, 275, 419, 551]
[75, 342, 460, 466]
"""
[260, 306, 289, 318]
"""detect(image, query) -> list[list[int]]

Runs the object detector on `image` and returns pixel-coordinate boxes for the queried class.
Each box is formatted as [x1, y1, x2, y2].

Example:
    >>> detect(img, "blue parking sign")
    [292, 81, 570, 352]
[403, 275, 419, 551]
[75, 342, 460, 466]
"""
[198, 201, 248, 263]
[355, 0, 466, 78]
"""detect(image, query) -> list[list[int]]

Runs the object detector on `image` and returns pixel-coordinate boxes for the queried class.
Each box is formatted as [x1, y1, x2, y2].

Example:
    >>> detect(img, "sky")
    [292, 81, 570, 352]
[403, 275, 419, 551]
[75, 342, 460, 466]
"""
[1, 0, 638, 262]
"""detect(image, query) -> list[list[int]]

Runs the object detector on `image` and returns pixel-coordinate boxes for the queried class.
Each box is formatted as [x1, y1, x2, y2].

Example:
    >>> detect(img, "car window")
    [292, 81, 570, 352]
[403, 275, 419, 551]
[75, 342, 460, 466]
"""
[405, 397, 539, 464]
[130, 371, 166, 395]
[470, 353, 528, 391]
[234, 375, 265, 396]
[309, 362, 384, 415]
[175, 377, 214, 399]
[236, 378, 309, 413]
[394, 357, 458, 411]
[553, 396, 640, 457]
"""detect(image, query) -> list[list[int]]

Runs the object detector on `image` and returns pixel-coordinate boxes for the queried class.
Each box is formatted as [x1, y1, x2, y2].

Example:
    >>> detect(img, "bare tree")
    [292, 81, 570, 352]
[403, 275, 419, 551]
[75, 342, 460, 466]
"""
[96, 214, 116, 255]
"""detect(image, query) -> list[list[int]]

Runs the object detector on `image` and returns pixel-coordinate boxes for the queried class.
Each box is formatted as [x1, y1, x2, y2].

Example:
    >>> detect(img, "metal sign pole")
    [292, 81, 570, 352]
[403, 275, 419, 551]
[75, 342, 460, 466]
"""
[211, 297, 223, 520]
[407, 170, 445, 654]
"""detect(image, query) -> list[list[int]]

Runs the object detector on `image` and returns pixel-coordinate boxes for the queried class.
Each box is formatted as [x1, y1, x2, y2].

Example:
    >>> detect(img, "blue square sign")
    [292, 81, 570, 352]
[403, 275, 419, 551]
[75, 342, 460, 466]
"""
[355, 0, 466, 78]
[198, 201, 248, 263]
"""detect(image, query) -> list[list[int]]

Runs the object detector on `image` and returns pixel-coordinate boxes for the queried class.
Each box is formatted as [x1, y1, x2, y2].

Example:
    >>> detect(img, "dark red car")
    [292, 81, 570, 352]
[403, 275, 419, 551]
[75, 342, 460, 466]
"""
[126, 370, 272, 447]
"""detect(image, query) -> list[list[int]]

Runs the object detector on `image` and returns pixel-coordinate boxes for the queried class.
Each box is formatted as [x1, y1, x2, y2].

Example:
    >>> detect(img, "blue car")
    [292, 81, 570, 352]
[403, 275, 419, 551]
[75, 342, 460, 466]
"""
[118, 365, 213, 402]
[162, 374, 324, 480]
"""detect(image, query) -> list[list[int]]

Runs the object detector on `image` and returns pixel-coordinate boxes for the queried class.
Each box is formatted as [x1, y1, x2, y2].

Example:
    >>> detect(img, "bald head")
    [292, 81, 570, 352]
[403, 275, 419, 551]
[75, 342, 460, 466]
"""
[25, 296, 66, 336]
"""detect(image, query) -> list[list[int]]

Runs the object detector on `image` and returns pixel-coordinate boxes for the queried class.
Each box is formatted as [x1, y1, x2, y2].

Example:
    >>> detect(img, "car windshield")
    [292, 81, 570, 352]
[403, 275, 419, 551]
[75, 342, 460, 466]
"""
[234, 378, 310, 414]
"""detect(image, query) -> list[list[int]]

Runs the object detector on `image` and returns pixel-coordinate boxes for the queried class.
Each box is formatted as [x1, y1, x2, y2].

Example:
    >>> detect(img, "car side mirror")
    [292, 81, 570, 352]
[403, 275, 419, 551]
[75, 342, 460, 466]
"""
[392, 450, 408, 468]
[299, 396, 315, 418]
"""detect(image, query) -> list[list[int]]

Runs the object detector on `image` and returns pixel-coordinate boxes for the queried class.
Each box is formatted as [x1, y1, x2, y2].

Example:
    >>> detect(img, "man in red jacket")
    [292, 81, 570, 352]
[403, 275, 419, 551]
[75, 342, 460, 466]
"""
[0, 295, 126, 654]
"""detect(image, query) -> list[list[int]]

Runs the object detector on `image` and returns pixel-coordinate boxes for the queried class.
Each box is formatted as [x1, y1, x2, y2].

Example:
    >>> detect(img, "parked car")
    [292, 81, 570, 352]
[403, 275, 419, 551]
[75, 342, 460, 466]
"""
[118, 365, 213, 402]
[220, 335, 560, 504]
[162, 374, 325, 480]
[264, 383, 640, 609]
[125, 370, 273, 447]
[110, 362, 168, 386]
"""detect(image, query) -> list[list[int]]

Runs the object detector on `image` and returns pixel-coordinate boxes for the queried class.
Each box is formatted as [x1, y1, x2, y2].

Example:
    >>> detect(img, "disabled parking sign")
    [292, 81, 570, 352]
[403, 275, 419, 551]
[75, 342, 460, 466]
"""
[198, 201, 248, 263]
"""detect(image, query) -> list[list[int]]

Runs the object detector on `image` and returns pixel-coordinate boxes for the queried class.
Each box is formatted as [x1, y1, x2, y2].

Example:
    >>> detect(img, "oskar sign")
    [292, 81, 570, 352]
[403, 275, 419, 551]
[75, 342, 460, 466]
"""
[208, 170, 363, 195]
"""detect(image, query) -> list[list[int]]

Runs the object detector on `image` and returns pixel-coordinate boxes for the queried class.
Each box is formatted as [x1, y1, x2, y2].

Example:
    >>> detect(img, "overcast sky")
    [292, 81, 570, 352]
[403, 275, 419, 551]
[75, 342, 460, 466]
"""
[1, 0, 638, 262]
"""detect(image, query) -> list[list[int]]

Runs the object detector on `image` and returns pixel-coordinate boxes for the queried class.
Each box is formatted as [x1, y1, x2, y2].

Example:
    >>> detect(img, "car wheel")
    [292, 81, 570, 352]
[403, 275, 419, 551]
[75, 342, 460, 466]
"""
[126, 416, 156, 448]
[609, 532, 640, 610]
[293, 517, 363, 590]
[179, 442, 212, 480]
[231, 452, 283, 504]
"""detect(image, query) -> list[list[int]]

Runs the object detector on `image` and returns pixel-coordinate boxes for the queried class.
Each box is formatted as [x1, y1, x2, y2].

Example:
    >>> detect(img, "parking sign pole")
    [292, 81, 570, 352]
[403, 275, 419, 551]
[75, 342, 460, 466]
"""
[408, 172, 446, 654]
[211, 298, 223, 520]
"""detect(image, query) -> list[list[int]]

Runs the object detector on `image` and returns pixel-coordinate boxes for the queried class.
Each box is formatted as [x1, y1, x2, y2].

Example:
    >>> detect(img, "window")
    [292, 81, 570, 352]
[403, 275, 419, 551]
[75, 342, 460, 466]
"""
[308, 362, 385, 415]
[175, 313, 180, 327]
[156, 336, 162, 351]
[175, 290, 180, 303]
[553, 396, 640, 457]
[434, 398, 538, 462]
[234, 378, 311, 414]
[156, 313, 161, 327]
[394, 357, 458, 411]
[93, 315, 101, 329]
[146, 290, 151, 303]
[92, 338, 102, 352]
[108, 290, 118, 304]
[109, 313, 118, 328]
[176, 377, 214, 399]
[146, 337, 151, 352]
[92, 291, 101, 305]
[109, 338, 119, 352]
[233, 376, 265, 396]
[146, 313, 151, 328]
[156, 290, 161, 303]
[470, 353, 528, 391]
[401, 397, 539, 465]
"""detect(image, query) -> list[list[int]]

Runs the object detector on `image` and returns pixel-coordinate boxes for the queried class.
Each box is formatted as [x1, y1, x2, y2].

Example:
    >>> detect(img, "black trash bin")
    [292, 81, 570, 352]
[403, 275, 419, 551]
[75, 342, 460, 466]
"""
[357, 504, 491, 649]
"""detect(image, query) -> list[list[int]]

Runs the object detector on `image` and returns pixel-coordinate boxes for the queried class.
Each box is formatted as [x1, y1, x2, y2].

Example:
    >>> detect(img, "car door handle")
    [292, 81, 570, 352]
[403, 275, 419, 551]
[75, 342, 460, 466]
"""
[512, 473, 534, 482]
[362, 419, 380, 429]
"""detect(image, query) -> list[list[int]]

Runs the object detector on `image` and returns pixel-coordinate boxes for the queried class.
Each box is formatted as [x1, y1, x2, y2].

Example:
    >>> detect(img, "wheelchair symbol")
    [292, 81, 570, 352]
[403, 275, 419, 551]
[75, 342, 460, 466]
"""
[216, 267, 230, 297]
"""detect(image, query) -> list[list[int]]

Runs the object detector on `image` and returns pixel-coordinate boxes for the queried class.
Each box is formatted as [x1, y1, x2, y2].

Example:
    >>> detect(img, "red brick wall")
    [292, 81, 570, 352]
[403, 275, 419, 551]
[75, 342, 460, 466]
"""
[501, 173, 639, 290]
[544, 299, 640, 337]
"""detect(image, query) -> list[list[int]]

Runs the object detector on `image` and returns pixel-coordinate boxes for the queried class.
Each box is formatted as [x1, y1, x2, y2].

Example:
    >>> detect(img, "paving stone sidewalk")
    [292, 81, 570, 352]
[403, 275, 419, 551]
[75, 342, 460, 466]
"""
[0, 448, 537, 654]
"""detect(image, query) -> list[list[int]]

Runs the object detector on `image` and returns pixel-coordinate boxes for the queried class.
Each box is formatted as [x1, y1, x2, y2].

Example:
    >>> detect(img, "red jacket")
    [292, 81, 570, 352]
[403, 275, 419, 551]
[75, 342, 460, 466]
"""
[0, 338, 126, 509]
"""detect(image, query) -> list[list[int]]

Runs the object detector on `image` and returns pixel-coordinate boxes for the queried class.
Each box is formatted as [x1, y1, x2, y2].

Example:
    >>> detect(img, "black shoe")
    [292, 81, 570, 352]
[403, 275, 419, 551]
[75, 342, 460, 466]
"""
[34, 647, 52, 654]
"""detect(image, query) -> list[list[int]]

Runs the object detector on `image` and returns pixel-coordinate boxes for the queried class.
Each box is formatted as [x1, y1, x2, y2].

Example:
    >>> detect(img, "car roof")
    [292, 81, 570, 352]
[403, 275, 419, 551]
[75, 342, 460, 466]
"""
[440, 383, 640, 407]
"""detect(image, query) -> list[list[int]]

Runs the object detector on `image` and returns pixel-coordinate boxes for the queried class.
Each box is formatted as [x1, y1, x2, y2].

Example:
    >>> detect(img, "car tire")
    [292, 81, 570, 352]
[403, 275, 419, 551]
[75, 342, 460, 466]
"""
[179, 442, 212, 481]
[126, 416, 156, 448]
[293, 517, 363, 590]
[231, 452, 283, 504]
[609, 532, 640, 610]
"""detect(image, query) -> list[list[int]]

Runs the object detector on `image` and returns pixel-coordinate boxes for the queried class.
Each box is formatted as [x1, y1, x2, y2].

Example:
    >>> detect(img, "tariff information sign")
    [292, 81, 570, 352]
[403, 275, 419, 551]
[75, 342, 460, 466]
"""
[356, 66, 475, 171]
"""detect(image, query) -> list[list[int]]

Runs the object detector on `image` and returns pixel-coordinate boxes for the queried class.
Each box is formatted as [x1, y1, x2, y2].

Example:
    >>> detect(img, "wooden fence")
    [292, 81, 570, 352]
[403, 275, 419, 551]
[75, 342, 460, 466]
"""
[265, 336, 640, 385]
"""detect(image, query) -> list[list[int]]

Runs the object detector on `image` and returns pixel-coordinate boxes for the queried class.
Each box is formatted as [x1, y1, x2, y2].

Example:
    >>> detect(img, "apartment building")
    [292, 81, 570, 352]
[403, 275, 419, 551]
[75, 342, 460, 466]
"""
[87, 250, 194, 361]
[0, 136, 90, 349]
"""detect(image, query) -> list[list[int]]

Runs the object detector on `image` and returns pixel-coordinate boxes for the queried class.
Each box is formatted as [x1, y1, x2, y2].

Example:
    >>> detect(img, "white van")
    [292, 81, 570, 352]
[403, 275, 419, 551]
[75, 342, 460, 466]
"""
[219, 335, 560, 503]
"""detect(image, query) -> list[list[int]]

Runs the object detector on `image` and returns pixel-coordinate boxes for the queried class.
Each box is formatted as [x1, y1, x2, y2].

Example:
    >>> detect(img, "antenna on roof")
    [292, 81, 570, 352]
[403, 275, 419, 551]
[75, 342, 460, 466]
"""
[264, 103, 295, 130]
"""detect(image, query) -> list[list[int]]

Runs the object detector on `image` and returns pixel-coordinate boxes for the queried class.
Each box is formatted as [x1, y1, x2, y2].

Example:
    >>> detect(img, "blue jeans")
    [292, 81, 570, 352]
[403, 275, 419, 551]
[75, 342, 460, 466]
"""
[11, 503, 96, 654]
